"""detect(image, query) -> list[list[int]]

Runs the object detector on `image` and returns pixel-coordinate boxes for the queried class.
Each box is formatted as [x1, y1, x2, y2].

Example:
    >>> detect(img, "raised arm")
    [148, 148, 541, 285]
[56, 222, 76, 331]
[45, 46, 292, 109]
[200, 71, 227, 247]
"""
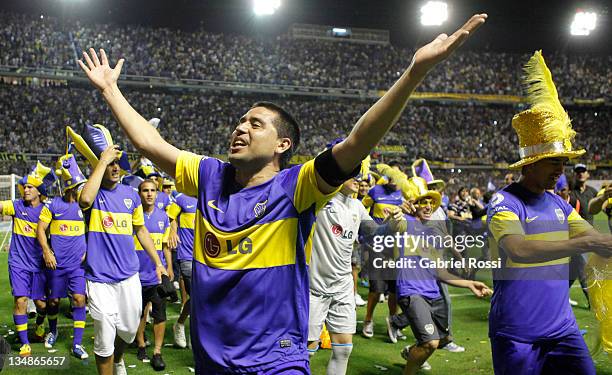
[78, 49, 180, 177]
[331, 14, 487, 173]
[588, 186, 612, 215]
[78, 145, 121, 209]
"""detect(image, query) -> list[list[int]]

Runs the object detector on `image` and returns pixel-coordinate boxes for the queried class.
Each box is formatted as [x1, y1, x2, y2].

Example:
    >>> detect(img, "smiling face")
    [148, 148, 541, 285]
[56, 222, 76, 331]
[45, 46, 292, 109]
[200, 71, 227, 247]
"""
[524, 157, 568, 191]
[415, 197, 434, 220]
[228, 106, 292, 171]
[358, 180, 370, 196]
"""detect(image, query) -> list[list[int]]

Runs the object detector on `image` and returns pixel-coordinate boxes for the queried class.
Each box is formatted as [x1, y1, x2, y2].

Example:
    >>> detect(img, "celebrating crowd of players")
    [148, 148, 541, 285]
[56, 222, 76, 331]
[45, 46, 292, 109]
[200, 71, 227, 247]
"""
[1, 13, 612, 375]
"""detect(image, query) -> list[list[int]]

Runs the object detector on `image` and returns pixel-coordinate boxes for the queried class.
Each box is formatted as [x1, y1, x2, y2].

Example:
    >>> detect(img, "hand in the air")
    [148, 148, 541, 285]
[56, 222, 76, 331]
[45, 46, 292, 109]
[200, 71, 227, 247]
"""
[78, 48, 125, 94]
[412, 13, 488, 76]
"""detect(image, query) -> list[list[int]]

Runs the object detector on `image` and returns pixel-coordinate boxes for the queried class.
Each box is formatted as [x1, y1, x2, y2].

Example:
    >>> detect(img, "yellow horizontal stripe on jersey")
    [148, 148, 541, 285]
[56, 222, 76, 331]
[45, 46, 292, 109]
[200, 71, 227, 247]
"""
[16, 323, 27, 331]
[13, 217, 38, 238]
[193, 213, 299, 270]
[506, 256, 570, 268]
[74, 321, 86, 329]
[371, 203, 400, 220]
[179, 212, 196, 230]
[88, 209, 134, 236]
[489, 211, 524, 241]
[134, 232, 164, 251]
[50, 220, 85, 237]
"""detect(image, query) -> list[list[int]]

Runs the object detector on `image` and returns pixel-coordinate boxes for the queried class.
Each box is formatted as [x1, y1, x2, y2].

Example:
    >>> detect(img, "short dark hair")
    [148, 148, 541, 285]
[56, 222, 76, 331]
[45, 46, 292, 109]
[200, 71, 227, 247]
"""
[138, 178, 157, 192]
[251, 101, 300, 169]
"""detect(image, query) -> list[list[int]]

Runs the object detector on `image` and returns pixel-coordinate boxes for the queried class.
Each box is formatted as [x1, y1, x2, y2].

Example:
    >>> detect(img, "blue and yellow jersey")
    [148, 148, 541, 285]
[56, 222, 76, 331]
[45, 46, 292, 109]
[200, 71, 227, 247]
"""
[39, 197, 86, 270]
[362, 184, 403, 223]
[134, 207, 169, 286]
[486, 183, 592, 342]
[166, 193, 197, 261]
[1, 199, 44, 270]
[155, 191, 171, 211]
[396, 215, 441, 300]
[82, 184, 145, 283]
[175, 151, 337, 372]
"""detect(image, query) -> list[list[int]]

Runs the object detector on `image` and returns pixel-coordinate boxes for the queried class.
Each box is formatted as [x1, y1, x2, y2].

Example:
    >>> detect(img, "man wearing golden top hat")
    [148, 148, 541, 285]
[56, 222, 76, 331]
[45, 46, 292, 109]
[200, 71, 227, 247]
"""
[486, 51, 612, 374]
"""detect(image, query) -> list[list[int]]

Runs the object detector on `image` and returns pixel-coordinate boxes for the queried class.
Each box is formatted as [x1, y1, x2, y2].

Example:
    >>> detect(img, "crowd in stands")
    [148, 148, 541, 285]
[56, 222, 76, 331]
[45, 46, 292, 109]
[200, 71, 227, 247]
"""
[1, 12, 610, 100]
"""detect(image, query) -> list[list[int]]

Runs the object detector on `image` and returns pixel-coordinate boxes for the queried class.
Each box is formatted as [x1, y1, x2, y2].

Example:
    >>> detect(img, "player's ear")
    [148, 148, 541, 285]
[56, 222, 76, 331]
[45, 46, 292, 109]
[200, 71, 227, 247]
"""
[276, 137, 292, 154]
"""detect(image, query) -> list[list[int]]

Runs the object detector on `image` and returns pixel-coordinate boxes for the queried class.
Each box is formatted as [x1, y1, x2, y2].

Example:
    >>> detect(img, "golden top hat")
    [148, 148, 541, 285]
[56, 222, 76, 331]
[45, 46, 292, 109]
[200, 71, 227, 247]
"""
[509, 51, 585, 169]
[407, 177, 441, 212]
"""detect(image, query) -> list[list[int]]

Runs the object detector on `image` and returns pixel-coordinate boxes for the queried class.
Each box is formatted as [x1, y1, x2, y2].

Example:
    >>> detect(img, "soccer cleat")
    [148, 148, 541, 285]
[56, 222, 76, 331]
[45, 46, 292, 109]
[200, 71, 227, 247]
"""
[113, 359, 127, 375]
[72, 344, 89, 359]
[355, 293, 366, 307]
[33, 325, 45, 342]
[442, 342, 465, 353]
[137, 347, 149, 361]
[385, 316, 398, 344]
[362, 321, 374, 338]
[44, 332, 57, 349]
[19, 344, 32, 357]
[378, 294, 385, 303]
[569, 298, 578, 306]
[401, 345, 432, 371]
[151, 353, 166, 371]
[397, 328, 407, 341]
[173, 323, 187, 348]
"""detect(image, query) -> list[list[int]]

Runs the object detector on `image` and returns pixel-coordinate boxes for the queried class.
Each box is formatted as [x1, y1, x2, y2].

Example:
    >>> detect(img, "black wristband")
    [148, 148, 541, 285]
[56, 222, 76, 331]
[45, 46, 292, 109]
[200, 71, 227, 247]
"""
[314, 148, 361, 187]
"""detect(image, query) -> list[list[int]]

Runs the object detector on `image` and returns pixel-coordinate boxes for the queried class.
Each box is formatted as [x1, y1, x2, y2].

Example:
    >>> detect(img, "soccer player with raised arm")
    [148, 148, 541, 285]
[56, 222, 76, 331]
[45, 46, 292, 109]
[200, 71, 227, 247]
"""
[77, 145, 168, 375]
[77, 13, 487, 373]
[36, 154, 89, 359]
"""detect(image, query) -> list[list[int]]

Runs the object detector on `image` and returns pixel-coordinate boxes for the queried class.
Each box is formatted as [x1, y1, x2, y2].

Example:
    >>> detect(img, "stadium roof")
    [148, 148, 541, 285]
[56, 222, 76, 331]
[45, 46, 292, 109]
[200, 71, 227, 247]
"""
[3, 0, 610, 53]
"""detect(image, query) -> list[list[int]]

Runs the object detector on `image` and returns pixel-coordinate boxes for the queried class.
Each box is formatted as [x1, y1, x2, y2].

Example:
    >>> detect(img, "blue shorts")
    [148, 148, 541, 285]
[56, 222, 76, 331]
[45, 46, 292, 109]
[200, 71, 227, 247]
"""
[46, 267, 86, 299]
[491, 331, 595, 375]
[196, 360, 310, 375]
[9, 266, 46, 299]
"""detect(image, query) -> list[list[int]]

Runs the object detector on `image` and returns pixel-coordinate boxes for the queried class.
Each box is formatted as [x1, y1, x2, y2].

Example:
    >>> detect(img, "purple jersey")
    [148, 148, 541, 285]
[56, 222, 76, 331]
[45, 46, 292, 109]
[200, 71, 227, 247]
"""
[82, 184, 145, 283]
[155, 191, 171, 211]
[487, 183, 592, 342]
[134, 207, 169, 286]
[39, 197, 86, 270]
[363, 184, 403, 224]
[396, 215, 441, 300]
[175, 152, 337, 372]
[2, 199, 44, 270]
[166, 193, 197, 261]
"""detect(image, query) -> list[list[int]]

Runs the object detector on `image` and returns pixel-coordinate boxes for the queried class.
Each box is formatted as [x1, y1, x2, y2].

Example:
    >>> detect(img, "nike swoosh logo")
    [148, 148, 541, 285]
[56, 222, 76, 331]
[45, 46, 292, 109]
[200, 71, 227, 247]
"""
[55, 213, 64, 217]
[207, 200, 224, 214]
[186, 205, 195, 209]
[525, 216, 538, 223]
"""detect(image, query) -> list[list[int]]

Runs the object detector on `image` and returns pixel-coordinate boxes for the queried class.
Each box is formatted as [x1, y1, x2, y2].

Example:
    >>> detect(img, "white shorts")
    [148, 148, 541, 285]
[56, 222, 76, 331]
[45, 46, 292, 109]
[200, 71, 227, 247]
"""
[308, 287, 356, 341]
[86, 273, 142, 357]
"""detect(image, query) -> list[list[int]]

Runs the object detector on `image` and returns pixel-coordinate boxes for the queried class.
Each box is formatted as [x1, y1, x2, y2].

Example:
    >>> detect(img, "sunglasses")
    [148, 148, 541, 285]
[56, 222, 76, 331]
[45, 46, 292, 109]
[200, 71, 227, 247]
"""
[415, 198, 434, 208]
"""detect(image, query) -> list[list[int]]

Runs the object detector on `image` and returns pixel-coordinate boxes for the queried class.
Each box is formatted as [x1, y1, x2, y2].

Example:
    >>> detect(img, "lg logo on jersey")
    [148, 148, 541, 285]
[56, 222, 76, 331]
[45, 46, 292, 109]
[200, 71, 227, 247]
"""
[203, 232, 253, 258]
[331, 224, 353, 240]
[102, 216, 128, 229]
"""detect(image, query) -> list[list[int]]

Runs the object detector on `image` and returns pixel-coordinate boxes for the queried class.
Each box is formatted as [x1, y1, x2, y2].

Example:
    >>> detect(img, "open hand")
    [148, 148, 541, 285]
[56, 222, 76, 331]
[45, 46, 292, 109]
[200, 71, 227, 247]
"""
[78, 48, 124, 94]
[412, 14, 487, 76]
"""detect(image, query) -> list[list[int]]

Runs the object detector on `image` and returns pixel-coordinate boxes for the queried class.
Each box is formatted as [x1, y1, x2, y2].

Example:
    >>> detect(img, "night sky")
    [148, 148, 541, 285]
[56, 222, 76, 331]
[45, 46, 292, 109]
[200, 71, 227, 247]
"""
[1, 0, 610, 53]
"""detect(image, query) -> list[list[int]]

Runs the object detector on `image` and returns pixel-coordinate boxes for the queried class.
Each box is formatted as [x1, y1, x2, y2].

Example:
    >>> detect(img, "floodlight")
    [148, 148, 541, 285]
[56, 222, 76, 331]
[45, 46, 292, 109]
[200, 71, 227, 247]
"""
[420, 1, 448, 26]
[253, 0, 281, 16]
[570, 11, 597, 36]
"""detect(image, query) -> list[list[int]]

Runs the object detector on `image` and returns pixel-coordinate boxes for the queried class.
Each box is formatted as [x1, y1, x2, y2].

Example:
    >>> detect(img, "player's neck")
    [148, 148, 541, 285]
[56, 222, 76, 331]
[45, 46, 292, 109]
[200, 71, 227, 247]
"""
[518, 177, 545, 195]
[142, 204, 155, 214]
[25, 198, 41, 207]
[234, 163, 279, 188]
[101, 179, 118, 190]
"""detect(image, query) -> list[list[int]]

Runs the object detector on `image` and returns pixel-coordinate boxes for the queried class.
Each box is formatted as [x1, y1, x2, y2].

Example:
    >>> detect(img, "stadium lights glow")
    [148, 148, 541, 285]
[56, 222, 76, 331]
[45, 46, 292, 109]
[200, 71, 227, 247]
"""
[570, 11, 597, 36]
[253, 0, 281, 16]
[332, 28, 347, 34]
[420, 1, 448, 26]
